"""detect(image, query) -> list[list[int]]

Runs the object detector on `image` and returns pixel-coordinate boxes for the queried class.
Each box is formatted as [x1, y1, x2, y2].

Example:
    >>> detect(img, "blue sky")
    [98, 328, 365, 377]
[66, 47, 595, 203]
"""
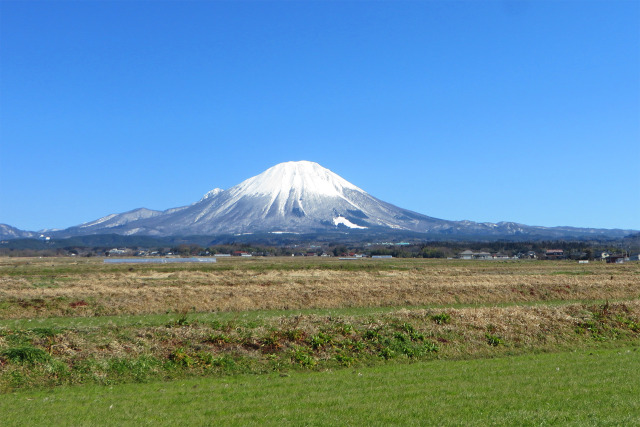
[1, 0, 638, 232]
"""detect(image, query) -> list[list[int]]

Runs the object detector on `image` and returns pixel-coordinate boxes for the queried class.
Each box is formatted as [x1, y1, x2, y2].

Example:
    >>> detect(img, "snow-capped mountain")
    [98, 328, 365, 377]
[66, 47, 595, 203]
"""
[4, 161, 636, 240]
[144, 160, 459, 235]
[58, 161, 454, 236]
[0, 224, 38, 240]
[77, 208, 163, 230]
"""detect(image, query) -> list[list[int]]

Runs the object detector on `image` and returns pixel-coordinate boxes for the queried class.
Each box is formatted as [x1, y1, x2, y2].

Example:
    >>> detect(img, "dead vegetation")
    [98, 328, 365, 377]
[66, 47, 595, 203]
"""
[1, 300, 639, 391]
[0, 257, 638, 318]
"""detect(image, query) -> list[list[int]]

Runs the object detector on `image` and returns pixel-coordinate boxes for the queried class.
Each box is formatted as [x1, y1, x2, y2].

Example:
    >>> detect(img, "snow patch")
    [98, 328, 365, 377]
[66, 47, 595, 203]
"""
[200, 188, 224, 201]
[333, 216, 368, 229]
[384, 223, 407, 230]
[80, 214, 117, 228]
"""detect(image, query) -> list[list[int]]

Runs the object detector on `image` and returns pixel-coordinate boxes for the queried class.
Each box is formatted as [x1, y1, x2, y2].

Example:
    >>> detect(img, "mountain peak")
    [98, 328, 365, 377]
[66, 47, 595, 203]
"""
[230, 160, 364, 199]
[200, 188, 224, 201]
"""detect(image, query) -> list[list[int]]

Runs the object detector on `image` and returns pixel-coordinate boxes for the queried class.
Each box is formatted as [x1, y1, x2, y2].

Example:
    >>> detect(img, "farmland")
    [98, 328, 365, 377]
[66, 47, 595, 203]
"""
[1, 257, 638, 318]
[1, 257, 639, 424]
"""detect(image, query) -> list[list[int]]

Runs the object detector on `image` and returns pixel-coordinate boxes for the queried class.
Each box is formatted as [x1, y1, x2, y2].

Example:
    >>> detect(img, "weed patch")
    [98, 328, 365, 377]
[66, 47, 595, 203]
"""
[431, 313, 451, 325]
[485, 334, 504, 347]
[1, 346, 51, 365]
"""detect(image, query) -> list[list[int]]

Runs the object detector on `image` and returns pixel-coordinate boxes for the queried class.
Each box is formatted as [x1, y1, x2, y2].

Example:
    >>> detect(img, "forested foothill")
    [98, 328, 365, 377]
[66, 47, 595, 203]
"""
[1, 232, 638, 261]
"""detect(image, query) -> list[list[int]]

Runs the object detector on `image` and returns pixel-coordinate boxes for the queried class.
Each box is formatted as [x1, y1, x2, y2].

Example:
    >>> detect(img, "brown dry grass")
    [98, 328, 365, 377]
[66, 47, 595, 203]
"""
[2, 301, 638, 368]
[0, 257, 638, 318]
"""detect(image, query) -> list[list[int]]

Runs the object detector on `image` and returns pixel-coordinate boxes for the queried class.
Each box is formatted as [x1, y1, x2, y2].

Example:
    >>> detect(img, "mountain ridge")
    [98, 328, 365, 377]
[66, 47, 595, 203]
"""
[1, 161, 636, 240]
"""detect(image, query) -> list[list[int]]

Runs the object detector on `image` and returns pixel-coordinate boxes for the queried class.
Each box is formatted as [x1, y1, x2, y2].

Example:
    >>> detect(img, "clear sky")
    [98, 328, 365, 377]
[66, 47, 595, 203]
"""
[1, 0, 638, 232]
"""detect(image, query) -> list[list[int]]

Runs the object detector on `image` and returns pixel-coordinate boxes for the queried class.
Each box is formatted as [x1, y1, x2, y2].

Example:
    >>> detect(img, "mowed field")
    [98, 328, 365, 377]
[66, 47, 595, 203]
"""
[1, 257, 639, 425]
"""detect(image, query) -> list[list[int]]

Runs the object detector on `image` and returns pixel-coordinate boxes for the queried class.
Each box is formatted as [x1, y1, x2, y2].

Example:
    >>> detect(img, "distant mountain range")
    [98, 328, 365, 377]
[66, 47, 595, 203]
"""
[1, 161, 636, 241]
[0, 224, 38, 240]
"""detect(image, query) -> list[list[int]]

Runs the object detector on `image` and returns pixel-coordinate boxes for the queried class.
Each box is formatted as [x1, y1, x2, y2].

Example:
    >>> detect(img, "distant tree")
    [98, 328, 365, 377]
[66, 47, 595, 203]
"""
[585, 248, 593, 260]
[333, 245, 347, 257]
[421, 248, 445, 258]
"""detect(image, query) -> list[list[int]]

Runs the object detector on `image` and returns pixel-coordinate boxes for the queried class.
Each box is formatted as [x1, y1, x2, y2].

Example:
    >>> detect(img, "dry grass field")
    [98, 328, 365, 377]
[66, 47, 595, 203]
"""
[0, 257, 638, 319]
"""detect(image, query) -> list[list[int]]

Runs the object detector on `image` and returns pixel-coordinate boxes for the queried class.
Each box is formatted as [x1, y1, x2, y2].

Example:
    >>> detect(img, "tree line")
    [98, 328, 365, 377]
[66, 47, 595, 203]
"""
[1, 239, 635, 259]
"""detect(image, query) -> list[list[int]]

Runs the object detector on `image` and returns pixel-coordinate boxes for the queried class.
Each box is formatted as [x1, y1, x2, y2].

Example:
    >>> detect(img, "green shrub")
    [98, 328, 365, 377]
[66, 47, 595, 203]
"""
[409, 331, 425, 341]
[31, 327, 61, 338]
[336, 323, 354, 335]
[210, 320, 223, 330]
[207, 333, 232, 345]
[400, 322, 416, 334]
[423, 342, 439, 353]
[1, 346, 51, 364]
[210, 355, 237, 370]
[486, 334, 503, 347]
[169, 347, 194, 367]
[291, 347, 316, 367]
[166, 313, 190, 327]
[334, 352, 355, 366]
[260, 332, 282, 351]
[309, 332, 333, 350]
[362, 329, 381, 341]
[339, 338, 365, 352]
[431, 313, 451, 325]
[5, 332, 31, 346]
[390, 337, 438, 358]
[284, 328, 305, 342]
[245, 320, 262, 329]
[394, 332, 408, 343]
[379, 347, 396, 359]
[616, 316, 640, 333]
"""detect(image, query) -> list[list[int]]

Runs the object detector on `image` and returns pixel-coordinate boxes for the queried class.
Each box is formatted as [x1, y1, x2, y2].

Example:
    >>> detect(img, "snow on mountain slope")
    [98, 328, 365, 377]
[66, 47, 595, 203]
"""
[127, 160, 447, 235]
[0, 224, 38, 240]
[39, 160, 637, 239]
[66, 208, 163, 234]
[198, 160, 366, 221]
[333, 216, 368, 229]
[200, 188, 224, 201]
[232, 160, 362, 200]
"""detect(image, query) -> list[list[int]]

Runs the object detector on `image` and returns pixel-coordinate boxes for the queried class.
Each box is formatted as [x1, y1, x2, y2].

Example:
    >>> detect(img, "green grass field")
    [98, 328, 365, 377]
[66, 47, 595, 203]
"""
[2, 345, 639, 426]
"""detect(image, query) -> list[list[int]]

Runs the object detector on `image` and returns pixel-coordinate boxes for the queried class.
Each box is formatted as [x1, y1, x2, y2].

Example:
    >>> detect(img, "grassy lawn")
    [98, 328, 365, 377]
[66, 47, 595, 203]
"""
[2, 345, 639, 426]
